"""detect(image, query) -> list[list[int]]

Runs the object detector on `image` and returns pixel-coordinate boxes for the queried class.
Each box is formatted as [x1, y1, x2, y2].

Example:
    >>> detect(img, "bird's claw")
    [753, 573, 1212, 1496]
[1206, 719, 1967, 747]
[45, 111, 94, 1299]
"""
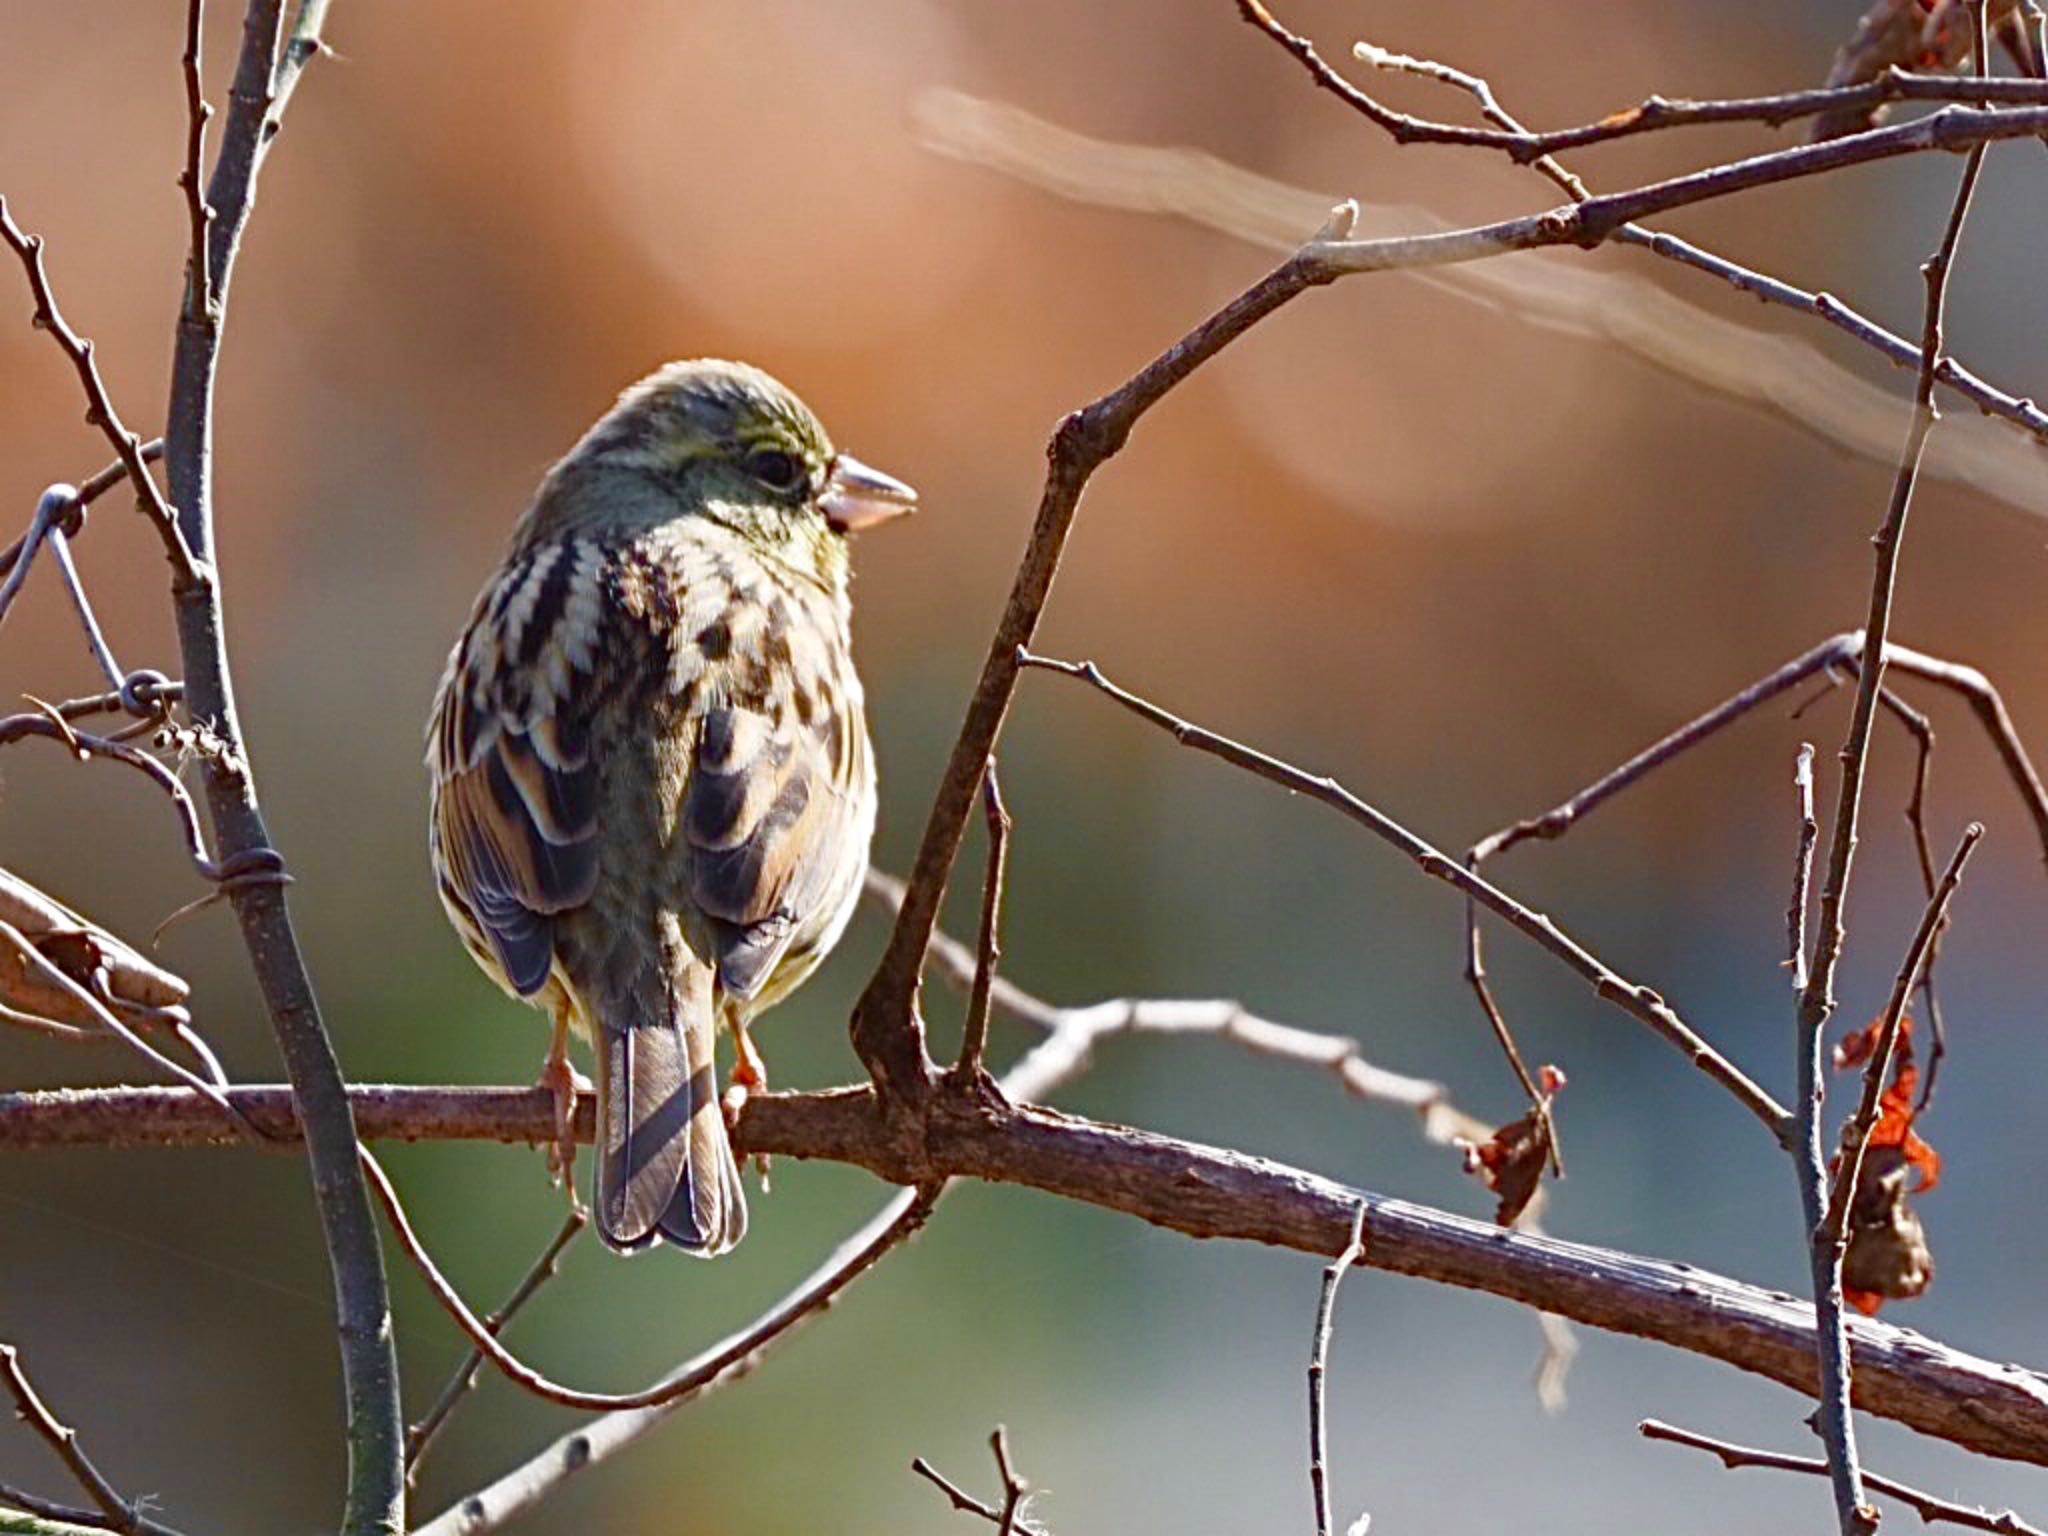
[537, 1051, 591, 1206]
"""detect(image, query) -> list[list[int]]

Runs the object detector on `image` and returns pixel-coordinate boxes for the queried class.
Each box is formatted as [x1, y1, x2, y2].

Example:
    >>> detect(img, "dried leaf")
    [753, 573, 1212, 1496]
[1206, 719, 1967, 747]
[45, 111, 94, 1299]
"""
[1843, 1145, 1935, 1314]
[0, 864, 191, 1034]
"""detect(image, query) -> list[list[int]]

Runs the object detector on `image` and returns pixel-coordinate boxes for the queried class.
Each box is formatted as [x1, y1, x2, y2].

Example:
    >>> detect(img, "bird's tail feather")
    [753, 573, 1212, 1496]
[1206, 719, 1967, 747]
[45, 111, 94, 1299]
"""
[591, 962, 746, 1256]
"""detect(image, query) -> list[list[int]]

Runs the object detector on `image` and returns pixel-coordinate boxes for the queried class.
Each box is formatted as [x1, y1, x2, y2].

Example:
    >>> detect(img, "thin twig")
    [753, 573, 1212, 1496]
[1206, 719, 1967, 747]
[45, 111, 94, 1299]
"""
[1241, 1, 2048, 157]
[0, 1482, 187, 1536]
[1309, 1205, 1369, 1536]
[854, 206, 1357, 1101]
[991, 1427, 1029, 1536]
[414, 1182, 944, 1535]
[363, 1139, 944, 1414]
[0, 207, 200, 587]
[0, 920, 255, 1140]
[952, 761, 1012, 1087]
[179, 0, 214, 324]
[1826, 824, 1983, 1235]
[1017, 649, 1792, 1143]
[1790, 744, 1818, 995]
[1866, 682, 1955, 1107]
[1468, 632, 2048, 873]
[0, 444, 166, 592]
[46, 533, 123, 693]
[0, 716, 220, 881]
[404, 1207, 588, 1487]
[0, 1344, 143, 1535]
[912, 1428, 1042, 1535]
[866, 868, 1487, 1144]
[1795, 14, 1993, 1522]
[1218, 15, 2048, 476]
[1641, 1420, 2044, 1535]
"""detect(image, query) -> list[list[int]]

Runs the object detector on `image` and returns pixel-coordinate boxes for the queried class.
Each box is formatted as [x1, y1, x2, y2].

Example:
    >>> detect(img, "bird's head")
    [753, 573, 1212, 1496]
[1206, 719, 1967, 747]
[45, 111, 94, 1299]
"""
[521, 359, 916, 584]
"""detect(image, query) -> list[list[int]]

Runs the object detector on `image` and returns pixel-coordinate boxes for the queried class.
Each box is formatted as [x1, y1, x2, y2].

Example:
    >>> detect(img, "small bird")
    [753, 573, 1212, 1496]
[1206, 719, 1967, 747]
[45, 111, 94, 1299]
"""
[427, 360, 914, 1255]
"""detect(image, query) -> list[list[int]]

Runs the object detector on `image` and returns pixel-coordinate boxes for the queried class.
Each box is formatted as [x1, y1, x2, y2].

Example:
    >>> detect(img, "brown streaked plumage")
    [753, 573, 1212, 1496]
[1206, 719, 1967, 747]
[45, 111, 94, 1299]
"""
[427, 359, 914, 1254]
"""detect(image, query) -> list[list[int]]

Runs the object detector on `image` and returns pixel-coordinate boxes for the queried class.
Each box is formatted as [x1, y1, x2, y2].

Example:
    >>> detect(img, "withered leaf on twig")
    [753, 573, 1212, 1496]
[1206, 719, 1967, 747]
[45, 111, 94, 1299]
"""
[0, 864, 190, 1034]
[1832, 1016, 1940, 1314]
[1812, 0, 2039, 142]
[1459, 1066, 1565, 1226]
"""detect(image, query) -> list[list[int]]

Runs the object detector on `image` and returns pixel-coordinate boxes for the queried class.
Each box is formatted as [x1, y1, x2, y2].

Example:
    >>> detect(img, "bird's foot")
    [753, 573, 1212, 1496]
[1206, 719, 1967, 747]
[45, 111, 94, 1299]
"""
[723, 1038, 772, 1191]
[537, 1051, 592, 1208]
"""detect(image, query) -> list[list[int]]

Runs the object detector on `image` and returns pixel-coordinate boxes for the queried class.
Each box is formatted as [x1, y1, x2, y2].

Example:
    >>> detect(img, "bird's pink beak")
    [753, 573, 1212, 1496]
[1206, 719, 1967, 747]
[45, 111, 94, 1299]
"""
[821, 454, 918, 534]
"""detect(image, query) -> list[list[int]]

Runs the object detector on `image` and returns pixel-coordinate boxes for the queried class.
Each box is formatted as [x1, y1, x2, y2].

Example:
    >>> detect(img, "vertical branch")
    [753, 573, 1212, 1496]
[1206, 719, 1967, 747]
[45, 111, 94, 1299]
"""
[178, 0, 214, 325]
[1788, 744, 1817, 994]
[852, 227, 1346, 1101]
[159, 4, 403, 1535]
[1308, 1205, 1368, 1536]
[951, 760, 1011, 1089]
[1791, 9, 1993, 1530]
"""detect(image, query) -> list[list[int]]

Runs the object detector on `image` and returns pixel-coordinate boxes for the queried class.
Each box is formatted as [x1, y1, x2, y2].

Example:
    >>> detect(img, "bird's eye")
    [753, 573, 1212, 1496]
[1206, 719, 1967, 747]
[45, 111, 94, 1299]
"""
[743, 448, 805, 492]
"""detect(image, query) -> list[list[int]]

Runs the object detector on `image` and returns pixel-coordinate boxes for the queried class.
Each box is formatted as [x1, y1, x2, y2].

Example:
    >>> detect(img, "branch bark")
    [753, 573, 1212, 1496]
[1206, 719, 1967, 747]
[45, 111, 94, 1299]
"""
[157, 5, 403, 1534]
[9, 1080, 2048, 1471]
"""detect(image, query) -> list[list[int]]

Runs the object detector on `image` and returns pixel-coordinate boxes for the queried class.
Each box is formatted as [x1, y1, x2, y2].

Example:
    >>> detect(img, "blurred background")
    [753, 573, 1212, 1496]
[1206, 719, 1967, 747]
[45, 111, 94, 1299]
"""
[4, 1, 2048, 1530]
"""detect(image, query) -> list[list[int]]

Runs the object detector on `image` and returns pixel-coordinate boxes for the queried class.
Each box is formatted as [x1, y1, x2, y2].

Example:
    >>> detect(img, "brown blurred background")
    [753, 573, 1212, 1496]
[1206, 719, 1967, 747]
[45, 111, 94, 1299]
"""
[5, 1, 2048, 1530]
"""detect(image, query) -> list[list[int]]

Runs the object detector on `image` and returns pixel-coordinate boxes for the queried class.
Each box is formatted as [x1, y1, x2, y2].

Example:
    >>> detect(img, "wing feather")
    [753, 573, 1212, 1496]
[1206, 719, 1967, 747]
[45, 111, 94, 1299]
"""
[429, 540, 607, 997]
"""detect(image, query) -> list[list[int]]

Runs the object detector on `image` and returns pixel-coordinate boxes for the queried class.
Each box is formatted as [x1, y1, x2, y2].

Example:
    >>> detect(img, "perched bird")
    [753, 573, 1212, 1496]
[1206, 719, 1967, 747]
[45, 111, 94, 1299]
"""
[427, 360, 914, 1255]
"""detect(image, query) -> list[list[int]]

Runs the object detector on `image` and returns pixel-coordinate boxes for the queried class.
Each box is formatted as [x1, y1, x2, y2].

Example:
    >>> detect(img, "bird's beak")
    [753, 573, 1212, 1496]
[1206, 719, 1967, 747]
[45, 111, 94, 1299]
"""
[821, 454, 918, 534]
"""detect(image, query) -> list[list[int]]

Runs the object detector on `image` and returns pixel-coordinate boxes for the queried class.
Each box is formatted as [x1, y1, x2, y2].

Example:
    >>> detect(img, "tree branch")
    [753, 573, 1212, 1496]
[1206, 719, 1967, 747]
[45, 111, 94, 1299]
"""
[10, 1080, 2048, 1471]
[156, 4, 401, 1533]
[1017, 650, 1791, 1143]
[853, 210, 1356, 1101]
[1641, 1419, 2044, 1535]
[1793, 39, 1991, 1521]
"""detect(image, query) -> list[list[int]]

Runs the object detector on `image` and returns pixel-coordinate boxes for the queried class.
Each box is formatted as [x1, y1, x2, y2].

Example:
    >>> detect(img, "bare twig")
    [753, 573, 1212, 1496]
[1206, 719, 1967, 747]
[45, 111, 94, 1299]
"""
[1309, 1206, 1369, 1536]
[991, 1427, 1029, 1536]
[1017, 649, 1792, 1143]
[1870, 684, 1955, 1107]
[1468, 632, 2048, 873]
[1641, 1420, 2044, 1535]
[1793, 16, 1992, 1516]
[854, 207, 1359, 1104]
[919, 87, 2048, 494]
[911, 1458, 1008, 1527]
[1241, 1, 2048, 157]
[1790, 744, 1819, 994]
[1826, 824, 1983, 1233]
[404, 1207, 588, 1487]
[952, 760, 1012, 1087]
[362, 1141, 923, 1414]
[0, 1482, 186, 1536]
[0, 716, 221, 883]
[0, 443, 165, 595]
[0, 1344, 144, 1535]
[0, 207, 201, 588]
[179, 0, 214, 324]
[0, 920, 253, 1140]
[413, 1182, 943, 1534]
[912, 1427, 1042, 1535]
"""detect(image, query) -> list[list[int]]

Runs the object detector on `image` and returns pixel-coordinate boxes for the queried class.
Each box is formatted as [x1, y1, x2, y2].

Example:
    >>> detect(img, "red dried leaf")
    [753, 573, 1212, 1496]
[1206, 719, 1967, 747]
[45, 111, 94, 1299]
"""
[1832, 1016, 1939, 1191]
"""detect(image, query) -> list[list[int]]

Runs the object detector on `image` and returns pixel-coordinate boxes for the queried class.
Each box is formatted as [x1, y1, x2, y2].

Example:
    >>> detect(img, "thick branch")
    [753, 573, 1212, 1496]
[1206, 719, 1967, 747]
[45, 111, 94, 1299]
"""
[9, 1080, 2048, 1470]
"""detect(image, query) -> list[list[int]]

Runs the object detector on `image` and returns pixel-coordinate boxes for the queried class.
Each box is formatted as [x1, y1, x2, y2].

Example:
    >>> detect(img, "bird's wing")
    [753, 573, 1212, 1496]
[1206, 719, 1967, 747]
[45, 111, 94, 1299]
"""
[683, 621, 864, 1002]
[428, 539, 609, 995]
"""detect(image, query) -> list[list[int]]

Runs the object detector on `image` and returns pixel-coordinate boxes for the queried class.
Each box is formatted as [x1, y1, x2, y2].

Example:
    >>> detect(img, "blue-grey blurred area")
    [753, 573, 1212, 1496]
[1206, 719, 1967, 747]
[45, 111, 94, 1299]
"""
[4, 1, 2048, 1530]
